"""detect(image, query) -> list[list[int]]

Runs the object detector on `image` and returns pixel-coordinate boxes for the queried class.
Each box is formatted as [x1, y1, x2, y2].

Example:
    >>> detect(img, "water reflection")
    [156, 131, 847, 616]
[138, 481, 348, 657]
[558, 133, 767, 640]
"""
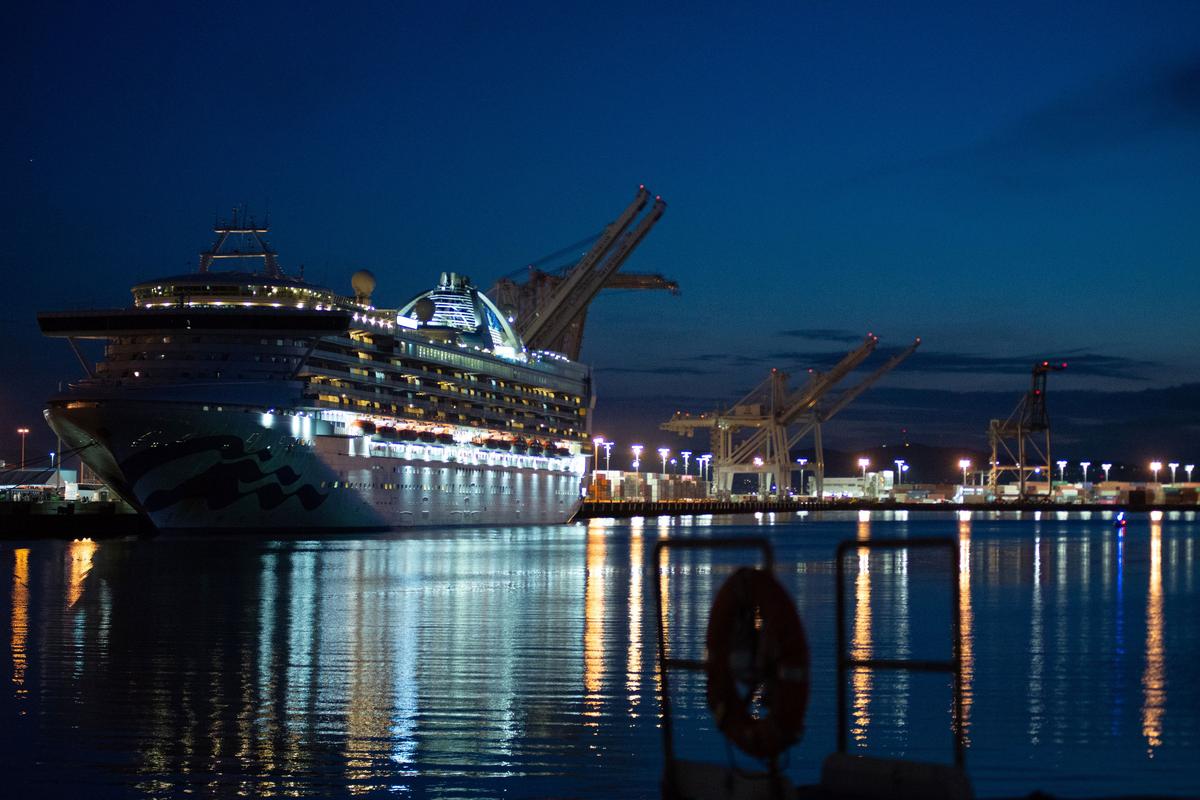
[1141, 518, 1165, 755]
[1028, 534, 1043, 743]
[584, 522, 606, 721]
[66, 539, 97, 608]
[627, 528, 643, 711]
[958, 516, 973, 744]
[851, 516, 871, 744]
[10, 548, 28, 704]
[1, 515, 1197, 799]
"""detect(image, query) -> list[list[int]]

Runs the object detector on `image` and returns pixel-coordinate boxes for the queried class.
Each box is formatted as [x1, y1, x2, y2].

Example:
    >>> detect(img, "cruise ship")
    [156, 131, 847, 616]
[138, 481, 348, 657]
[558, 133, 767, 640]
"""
[37, 213, 599, 531]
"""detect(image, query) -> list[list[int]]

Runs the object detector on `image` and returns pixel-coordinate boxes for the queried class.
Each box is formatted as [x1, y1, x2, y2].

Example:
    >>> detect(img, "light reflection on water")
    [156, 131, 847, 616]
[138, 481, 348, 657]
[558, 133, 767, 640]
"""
[1142, 518, 1164, 755]
[851, 516, 871, 745]
[958, 515, 973, 745]
[0, 512, 1197, 798]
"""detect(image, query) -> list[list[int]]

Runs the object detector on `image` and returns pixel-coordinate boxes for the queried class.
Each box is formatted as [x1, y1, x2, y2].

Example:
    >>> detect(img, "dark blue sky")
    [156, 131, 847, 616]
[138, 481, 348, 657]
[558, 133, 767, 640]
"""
[6, 1, 1199, 465]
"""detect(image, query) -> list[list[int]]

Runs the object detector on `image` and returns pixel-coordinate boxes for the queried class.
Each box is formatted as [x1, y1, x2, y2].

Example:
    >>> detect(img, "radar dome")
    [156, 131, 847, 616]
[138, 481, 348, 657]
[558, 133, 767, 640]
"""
[412, 298, 436, 322]
[351, 270, 376, 302]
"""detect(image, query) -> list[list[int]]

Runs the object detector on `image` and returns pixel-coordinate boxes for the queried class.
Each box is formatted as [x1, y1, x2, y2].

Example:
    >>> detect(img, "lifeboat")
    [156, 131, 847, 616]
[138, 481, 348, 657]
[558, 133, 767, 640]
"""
[528, 441, 545, 456]
[435, 432, 455, 445]
[351, 420, 377, 436]
[511, 440, 529, 454]
[417, 430, 436, 443]
[486, 438, 511, 451]
[396, 428, 419, 441]
[376, 426, 399, 440]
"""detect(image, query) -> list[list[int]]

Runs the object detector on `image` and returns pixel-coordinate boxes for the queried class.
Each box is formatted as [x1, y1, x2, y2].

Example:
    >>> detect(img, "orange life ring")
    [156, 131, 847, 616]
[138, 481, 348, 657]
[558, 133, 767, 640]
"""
[705, 567, 810, 760]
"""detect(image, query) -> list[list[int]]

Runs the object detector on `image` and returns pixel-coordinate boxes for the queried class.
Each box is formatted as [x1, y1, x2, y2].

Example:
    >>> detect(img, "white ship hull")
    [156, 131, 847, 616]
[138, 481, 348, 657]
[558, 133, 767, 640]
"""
[46, 400, 585, 532]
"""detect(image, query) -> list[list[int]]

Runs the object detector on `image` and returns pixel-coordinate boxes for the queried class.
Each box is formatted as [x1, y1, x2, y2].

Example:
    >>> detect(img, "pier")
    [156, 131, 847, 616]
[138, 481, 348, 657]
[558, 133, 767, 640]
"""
[577, 497, 1188, 518]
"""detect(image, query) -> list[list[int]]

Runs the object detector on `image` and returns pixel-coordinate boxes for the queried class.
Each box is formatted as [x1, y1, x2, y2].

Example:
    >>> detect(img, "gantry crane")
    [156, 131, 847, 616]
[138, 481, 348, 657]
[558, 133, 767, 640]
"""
[489, 267, 678, 361]
[987, 360, 1067, 500]
[662, 335, 920, 497]
[488, 187, 668, 359]
[784, 338, 921, 494]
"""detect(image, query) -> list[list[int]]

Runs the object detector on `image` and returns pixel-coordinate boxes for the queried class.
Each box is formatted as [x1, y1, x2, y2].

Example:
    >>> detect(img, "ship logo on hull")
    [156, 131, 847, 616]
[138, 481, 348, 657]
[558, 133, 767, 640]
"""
[120, 435, 329, 513]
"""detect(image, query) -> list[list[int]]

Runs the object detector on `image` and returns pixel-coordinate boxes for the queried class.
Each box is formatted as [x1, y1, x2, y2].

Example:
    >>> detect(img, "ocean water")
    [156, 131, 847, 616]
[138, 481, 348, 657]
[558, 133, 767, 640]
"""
[1, 510, 1196, 798]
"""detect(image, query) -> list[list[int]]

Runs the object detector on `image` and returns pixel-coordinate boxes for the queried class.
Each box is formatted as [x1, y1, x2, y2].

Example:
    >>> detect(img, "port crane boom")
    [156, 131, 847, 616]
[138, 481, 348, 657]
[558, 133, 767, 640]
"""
[519, 188, 666, 351]
[726, 335, 879, 467]
[988, 360, 1067, 499]
[662, 334, 916, 498]
[488, 187, 670, 360]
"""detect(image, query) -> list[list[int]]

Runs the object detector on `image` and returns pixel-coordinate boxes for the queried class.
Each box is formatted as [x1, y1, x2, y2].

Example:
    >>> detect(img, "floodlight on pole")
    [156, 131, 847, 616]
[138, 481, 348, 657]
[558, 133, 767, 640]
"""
[1168, 462, 1179, 483]
[658, 448, 670, 475]
[1101, 462, 1112, 482]
[1080, 461, 1091, 483]
[1186, 464, 1195, 483]
[796, 457, 808, 494]
[1056, 460, 1068, 482]
[894, 458, 905, 486]
[17, 427, 30, 469]
[602, 441, 613, 471]
[591, 436, 605, 489]
[857, 457, 869, 480]
[681, 450, 692, 475]
[631, 444, 644, 474]
[958, 458, 971, 486]
[1149, 461, 1162, 484]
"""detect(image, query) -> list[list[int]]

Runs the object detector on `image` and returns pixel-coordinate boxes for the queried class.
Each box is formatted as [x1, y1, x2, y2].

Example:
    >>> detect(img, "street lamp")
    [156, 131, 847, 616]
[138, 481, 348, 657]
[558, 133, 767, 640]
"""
[592, 436, 605, 489]
[631, 444, 644, 474]
[16, 427, 29, 468]
[658, 447, 670, 475]
[1101, 462, 1112, 482]
[602, 441, 613, 471]
[1056, 460, 1068, 482]
[1080, 461, 1091, 483]
[1168, 462, 1179, 483]
[1186, 464, 1195, 483]
[958, 458, 971, 486]
[1149, 461, 1162, 483]
[681, 450, 692, 475]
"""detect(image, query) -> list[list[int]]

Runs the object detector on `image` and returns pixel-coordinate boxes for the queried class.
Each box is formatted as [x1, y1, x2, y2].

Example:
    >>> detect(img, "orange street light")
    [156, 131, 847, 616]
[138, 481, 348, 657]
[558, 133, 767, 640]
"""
[16, 427, 30, 469]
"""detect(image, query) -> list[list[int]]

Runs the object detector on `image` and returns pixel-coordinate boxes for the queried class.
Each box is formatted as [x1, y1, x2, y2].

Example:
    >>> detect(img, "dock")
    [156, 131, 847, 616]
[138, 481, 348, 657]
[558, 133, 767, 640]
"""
[577, 497, 1184, 518]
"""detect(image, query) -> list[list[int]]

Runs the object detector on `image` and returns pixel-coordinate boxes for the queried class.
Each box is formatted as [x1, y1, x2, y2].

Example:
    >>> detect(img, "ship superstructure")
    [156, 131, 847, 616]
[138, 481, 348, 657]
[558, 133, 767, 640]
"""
[38, 211, 598, 530]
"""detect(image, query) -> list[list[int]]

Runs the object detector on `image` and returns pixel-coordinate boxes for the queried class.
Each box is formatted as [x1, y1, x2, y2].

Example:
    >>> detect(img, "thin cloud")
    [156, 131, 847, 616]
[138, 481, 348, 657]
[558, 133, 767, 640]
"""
[776, 328, 864, 344]
[680, 352, 769, 366]
[596, 365, 712, 376]
[989, 57, 1200, 156]
[835, 56, 1200, 188]
[899, 350, 1154, 380]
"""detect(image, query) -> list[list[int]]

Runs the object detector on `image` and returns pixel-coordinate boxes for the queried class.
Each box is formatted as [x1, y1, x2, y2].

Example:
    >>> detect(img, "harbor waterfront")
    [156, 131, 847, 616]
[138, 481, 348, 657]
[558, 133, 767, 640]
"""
[1, 510, 1196, 798]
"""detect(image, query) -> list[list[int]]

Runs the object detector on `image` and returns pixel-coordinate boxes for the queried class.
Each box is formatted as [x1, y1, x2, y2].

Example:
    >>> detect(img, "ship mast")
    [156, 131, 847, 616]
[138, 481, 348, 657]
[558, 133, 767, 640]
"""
[198, 207, 282, 277]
